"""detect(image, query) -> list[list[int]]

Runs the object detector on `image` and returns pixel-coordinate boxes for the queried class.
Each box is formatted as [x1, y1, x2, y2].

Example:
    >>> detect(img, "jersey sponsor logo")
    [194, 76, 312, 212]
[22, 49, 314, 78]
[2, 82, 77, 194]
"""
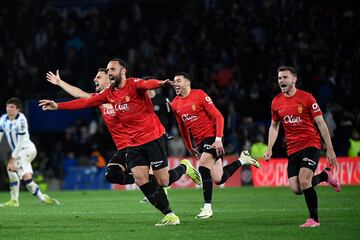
[302, 157, 316, 166]
[181, 113, 198, 122]
[283, 115, 302, 124]
[205, 96, 213, 104]
[102, 104, 117, 116]
[114, 103, 130, 112]
[312, 103, 320, 113]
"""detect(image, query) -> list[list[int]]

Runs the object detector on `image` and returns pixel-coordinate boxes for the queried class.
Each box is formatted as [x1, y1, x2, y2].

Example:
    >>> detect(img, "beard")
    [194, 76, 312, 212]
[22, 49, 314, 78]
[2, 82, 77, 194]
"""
[110, 75, 121, 88]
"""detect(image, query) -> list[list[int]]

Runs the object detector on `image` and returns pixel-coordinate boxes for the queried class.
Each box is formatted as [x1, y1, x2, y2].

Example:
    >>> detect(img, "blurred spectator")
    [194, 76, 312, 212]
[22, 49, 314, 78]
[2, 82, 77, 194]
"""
[348, 129, 360, 157]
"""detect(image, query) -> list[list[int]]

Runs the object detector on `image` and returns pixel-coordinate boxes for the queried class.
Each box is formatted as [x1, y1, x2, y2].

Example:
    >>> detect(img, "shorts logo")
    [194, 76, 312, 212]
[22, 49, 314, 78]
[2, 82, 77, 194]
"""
[203, 144, 214, 150]
[302, 157, 316, 166]
[152, 160, 163, 168]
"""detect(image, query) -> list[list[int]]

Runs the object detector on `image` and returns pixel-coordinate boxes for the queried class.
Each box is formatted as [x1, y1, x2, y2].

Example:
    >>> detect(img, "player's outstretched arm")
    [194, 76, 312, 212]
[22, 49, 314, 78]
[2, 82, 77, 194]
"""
[264, 120, 280, 161]
[135, 78, 174, 90]
[39, 99, 58, 111]
[39, 90, 107, 111]
[46, 70, 91, 98]
[314, 115, 337, 169]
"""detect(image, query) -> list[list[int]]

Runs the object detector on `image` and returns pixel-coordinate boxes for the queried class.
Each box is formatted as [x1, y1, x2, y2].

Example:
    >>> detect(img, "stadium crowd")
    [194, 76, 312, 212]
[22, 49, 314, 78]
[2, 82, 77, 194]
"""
[0, 0, 359, 187]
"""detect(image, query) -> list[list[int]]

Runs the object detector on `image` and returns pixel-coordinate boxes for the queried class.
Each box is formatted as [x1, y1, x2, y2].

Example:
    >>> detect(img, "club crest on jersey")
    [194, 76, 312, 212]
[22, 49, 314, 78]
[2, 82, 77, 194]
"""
[297, 106, 303, 114]
[192, 103, 196, 111]
[125, 96, 130, 102]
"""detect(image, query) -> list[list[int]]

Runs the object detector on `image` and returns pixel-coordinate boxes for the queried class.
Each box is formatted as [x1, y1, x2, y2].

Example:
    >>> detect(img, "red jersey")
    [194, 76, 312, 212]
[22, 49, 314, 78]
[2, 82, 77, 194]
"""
[271, 89, 322, 155]
[98, 102, 128, 150]
[59, 78, 165, 147]
[171, 89, 224, 149]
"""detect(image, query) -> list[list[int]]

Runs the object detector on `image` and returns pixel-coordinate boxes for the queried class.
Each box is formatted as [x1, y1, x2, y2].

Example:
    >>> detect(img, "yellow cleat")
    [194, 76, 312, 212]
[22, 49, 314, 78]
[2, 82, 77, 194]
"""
[42, 194, 60, 205]
[181, 159, 202, 185]
[155, 213, 180, 226]
[1, 199, 19, 207]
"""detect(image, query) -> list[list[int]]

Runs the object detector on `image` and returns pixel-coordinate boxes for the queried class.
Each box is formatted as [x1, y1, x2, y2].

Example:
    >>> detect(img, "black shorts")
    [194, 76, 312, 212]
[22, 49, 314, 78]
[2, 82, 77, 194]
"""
[198, 137, 223, 160]
[126, 135, 168, 171]
[108, 148, 128, 169]
[287, 147, 320, 178]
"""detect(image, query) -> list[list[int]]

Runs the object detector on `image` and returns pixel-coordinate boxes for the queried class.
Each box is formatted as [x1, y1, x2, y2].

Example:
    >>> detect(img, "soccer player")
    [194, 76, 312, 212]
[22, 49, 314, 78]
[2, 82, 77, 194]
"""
[46, 70, 171, 198]
[0, 98, 59, 207]
[39, 59, 201, 226]
[46, 68, 134, 186]
[171, 72, 261, 219]
[264, 66, 341, 228]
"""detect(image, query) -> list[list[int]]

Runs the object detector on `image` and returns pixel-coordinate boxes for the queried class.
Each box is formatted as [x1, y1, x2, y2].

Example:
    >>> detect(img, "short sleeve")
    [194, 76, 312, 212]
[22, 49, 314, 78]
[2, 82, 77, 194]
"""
[307, 94, 322, 117]
[271, 99, 280, 121]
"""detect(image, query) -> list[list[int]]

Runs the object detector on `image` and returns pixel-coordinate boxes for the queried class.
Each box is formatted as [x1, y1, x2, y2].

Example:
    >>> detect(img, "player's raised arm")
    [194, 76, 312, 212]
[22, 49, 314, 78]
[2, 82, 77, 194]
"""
[134, 78, 174, 90]
[39, 99, 58, 111]
[46, 70, 91, 98]
[39, 89, 108, 111]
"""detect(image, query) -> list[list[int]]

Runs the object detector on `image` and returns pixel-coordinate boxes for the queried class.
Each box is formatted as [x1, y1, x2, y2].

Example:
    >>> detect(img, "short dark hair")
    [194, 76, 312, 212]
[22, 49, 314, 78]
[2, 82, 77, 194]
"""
[98, 68, 107, 73]
[6, 97, 22, 109]
[110, 58, 127, 69]
[277, 66, 297, 77]
[174, 72, 191, 81]
[142, 76, 156, 80]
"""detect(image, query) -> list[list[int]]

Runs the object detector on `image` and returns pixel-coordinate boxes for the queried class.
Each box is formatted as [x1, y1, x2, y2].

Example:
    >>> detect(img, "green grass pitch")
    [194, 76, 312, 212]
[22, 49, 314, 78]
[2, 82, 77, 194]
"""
[0, 186, 359, 240]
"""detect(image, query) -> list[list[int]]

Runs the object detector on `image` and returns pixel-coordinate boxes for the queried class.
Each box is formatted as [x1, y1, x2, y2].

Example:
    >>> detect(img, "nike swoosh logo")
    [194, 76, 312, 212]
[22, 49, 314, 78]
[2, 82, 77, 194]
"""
[302, 157, 316, 166]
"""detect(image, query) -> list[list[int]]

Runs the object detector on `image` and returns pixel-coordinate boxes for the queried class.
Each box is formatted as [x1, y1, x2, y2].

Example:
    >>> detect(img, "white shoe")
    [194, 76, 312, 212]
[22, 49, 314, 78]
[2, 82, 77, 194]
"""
[195, 208, 213, 219]
[239, 151, 261, 168]
[139, 197, 149, 203]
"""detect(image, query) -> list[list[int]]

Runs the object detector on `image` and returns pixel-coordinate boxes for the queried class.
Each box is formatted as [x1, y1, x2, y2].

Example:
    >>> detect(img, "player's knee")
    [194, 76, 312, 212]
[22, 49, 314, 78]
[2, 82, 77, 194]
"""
[291, 188, 303, 195]
[134, 177, 149, 186]
[22, 173, 33, 181]
[299, 178, 312, 190]
[289, 185, 302, 195]
[155, 175, 169, 187]
[105, 165, 123, 183]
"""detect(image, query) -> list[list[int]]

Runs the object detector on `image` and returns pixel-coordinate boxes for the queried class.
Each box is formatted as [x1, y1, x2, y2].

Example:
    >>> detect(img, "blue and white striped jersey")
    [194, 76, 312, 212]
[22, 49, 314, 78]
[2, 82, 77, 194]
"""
[0, 112, 36, 154]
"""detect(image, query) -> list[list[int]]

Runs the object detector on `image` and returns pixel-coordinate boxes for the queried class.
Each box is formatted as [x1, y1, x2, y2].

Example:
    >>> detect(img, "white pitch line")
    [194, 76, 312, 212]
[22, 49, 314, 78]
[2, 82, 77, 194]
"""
[10, 207, 354, 216]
